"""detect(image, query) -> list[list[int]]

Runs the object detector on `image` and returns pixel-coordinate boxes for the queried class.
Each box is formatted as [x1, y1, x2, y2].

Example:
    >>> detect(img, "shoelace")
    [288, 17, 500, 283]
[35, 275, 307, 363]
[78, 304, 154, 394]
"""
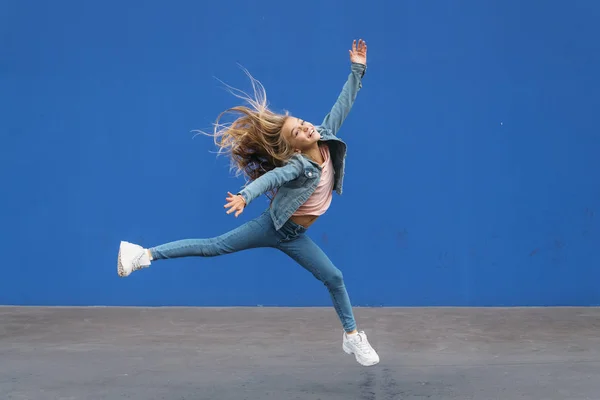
[131, 252, 145, 271]
[352, 333, 372, 353]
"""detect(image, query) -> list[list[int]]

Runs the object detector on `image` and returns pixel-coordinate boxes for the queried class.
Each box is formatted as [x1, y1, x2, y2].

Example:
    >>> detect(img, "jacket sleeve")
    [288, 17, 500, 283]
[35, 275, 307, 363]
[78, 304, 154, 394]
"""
[237, 157, 303, 205]
[319, 62, 366, 136]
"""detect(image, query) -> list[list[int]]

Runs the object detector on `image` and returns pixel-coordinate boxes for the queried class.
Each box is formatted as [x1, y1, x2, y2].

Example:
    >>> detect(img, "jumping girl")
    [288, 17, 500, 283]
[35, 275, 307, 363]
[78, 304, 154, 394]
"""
[117, 39, 380, 367]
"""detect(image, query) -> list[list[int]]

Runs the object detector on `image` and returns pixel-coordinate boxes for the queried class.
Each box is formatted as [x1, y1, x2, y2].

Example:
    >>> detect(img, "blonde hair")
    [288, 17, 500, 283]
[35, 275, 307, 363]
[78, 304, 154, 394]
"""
[196, 67, 296, 192]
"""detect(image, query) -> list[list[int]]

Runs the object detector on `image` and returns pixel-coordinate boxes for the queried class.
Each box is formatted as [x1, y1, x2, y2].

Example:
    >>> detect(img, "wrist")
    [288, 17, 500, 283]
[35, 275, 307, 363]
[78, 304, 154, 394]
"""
[351, 62, 367, 77]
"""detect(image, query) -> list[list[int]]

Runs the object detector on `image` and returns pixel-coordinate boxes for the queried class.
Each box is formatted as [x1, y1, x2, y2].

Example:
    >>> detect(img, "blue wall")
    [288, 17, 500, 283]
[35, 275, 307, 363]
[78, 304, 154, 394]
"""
[2, 0, 599, 306]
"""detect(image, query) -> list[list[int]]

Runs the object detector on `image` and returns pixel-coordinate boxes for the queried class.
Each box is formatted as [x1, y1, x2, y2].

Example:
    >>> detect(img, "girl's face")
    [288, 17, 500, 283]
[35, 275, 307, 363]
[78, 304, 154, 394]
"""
[282, 117, 320, 151]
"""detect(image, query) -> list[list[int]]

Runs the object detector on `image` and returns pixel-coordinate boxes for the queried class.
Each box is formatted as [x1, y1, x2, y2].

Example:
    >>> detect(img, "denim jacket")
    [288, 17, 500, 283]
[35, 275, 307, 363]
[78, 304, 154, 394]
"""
[238, 62, 366, 230]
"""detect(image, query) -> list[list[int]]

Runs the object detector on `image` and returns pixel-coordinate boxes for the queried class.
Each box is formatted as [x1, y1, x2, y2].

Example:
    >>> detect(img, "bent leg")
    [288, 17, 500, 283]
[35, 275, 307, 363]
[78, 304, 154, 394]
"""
[278, 234, 357, 333]
[150, 212, 277, 260]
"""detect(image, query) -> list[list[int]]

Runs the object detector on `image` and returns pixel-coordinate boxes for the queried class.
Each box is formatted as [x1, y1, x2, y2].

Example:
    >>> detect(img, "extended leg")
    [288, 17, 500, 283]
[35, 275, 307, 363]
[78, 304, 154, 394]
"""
[150, 216, 275, 260]
[118, 211, 276, 277]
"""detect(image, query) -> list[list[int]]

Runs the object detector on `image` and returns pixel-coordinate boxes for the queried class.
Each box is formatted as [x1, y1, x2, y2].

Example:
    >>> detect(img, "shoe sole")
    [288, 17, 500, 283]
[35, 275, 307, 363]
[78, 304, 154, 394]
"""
[343, 342, 380, 366]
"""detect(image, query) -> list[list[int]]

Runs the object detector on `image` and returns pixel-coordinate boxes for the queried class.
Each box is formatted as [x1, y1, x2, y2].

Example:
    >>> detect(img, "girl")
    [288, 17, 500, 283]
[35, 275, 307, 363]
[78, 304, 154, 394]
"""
[117, 39, 379, 367]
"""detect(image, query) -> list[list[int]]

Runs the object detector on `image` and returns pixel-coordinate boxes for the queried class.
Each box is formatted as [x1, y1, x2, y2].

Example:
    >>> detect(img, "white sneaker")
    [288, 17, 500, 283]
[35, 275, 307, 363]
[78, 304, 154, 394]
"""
[117, 241, 151, 277]
[343, 331, 380, 366]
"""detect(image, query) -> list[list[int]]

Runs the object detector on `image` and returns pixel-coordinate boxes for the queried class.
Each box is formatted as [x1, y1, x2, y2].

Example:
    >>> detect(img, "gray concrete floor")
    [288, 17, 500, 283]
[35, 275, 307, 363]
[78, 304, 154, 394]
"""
[1, 306, 599, 399]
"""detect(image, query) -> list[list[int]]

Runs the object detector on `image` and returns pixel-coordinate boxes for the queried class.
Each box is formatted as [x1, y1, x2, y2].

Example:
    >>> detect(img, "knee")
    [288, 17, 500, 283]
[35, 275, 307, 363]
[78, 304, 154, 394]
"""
[322, 268, 345, 288]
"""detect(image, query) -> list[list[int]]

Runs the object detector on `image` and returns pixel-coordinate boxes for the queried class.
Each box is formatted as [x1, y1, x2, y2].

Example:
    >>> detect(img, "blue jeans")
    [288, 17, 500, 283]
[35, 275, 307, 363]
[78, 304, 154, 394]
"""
[149, 210, 357, 332]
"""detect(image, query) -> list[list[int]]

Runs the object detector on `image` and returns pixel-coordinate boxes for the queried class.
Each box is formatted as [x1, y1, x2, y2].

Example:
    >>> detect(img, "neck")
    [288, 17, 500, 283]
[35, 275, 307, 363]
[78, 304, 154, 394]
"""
[303, 142, 323, 165]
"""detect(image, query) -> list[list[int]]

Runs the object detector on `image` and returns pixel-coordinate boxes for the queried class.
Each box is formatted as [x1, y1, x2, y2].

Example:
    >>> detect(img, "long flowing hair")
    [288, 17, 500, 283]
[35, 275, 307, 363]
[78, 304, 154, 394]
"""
[195, 67, 296, 199]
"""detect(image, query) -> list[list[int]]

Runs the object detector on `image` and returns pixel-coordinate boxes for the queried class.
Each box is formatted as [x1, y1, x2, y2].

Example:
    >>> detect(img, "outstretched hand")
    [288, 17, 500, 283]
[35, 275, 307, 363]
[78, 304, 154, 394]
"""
[224, 192, 246, 217]
[349, 39, 367, 65]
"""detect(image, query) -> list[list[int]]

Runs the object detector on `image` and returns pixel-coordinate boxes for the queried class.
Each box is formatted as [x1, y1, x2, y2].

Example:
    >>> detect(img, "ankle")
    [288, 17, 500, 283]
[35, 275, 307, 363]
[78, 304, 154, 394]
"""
[146, 249, 153, 261]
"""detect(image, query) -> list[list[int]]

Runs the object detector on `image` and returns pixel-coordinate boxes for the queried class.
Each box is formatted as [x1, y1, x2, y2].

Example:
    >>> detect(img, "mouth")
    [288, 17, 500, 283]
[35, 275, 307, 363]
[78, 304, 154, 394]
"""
[309, 128, 314, 138]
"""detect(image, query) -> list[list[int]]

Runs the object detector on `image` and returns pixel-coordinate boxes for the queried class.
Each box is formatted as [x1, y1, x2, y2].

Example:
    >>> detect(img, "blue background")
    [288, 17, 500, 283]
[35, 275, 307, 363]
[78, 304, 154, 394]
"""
[2, 0, 599, 306]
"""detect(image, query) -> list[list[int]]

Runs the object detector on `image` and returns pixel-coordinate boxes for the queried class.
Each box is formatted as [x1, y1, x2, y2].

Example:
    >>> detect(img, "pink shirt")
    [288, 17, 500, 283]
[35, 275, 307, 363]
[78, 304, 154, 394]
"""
[293, 143, 335, 216]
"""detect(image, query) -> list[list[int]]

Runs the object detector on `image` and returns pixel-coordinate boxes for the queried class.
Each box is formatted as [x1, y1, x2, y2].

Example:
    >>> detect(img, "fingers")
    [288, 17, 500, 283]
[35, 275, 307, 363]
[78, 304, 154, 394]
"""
[224, 193, 235, 209]
[227, 203, 244, 217]
[224, 191, 245, 217]
[225, 203, 241, 214]
[224, 192, 240, 205]
[350, 39, 367, 55]
[358, 39, 366, 52]
[226, 206, 238, 214]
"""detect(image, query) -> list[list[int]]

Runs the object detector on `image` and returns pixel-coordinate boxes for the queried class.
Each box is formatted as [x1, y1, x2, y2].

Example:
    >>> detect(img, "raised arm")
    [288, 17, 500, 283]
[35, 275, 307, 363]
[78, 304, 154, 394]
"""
[320, 39, 368, 136]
